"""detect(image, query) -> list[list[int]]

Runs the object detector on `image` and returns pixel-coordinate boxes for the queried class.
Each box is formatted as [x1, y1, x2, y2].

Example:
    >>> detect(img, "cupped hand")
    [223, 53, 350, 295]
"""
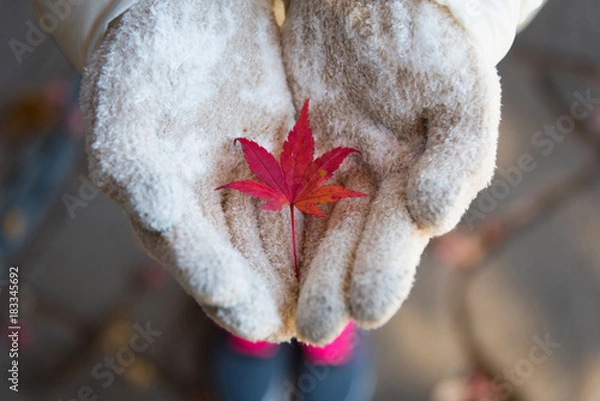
[282, 0, 502, 344]
[81, 0, 298, 342]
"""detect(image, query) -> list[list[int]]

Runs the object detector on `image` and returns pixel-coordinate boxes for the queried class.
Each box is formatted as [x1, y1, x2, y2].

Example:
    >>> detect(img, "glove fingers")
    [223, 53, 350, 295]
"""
[256, 204, 300, 339]
[130, 189, 250, 308]
[348, 173, 430, 329]
[221, 186, 295, 340]
[296, 168, 374, 345]
[202, 265, 287, 342]
[209, 199, 301, 342]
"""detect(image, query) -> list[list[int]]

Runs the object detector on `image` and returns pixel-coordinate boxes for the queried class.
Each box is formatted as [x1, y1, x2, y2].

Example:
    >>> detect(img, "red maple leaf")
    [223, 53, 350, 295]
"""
[216, 99, 368, 278]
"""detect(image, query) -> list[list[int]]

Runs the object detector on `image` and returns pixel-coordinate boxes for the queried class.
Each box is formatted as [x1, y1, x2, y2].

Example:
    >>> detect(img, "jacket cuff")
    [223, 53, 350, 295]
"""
[30, 0, 138, 73]
[433, 0, 546, 66]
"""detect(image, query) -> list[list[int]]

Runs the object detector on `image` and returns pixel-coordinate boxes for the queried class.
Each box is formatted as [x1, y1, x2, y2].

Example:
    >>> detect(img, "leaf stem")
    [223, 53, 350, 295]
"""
[290, 204, 299, 280]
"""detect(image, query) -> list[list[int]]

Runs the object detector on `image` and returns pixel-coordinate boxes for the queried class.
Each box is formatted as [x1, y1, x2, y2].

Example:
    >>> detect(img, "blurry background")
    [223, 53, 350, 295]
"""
[0, 0, 599, 400]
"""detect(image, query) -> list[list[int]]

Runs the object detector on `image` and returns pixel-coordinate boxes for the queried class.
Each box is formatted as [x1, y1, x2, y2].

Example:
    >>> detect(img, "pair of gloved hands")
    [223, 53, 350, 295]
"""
[81, 0, 501, 345]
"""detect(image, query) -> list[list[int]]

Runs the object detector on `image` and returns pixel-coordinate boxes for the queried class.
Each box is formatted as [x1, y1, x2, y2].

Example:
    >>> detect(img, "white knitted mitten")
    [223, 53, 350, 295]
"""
[81, 0, 298, 342]
[283, 0, 502, 344]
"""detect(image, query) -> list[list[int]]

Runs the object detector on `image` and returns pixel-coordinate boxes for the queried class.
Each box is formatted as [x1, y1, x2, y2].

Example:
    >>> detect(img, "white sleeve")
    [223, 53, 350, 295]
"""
[433, 0, 547, 65]
[29, 0, 138, 73]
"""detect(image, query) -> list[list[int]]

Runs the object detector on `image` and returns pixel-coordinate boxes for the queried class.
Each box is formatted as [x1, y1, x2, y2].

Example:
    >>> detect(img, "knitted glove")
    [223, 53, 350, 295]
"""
[81, 0, 298, 342]
[283, 0, 502, 344]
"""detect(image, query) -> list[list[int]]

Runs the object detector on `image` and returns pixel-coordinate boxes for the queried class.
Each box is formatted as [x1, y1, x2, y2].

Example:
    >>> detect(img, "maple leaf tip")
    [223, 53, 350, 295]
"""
[311, 209, 327, 218]
[298, 99, 311, 124]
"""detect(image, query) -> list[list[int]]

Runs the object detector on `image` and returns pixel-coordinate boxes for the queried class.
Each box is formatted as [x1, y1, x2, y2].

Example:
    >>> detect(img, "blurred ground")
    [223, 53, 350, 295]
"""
[1, 0, 599, 400]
